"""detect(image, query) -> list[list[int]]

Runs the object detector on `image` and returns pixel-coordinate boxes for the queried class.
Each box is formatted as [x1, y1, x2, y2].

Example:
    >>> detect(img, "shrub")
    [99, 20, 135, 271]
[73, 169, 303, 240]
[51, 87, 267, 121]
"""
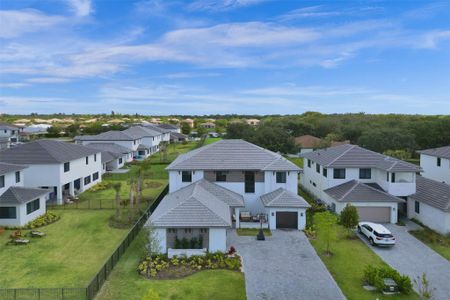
[6, 212, 60, 230]
[340, 204, 359, 236]
[181, 237, 189, 249]
[363, 265, 412, 295]
[141, 288, 160, 300]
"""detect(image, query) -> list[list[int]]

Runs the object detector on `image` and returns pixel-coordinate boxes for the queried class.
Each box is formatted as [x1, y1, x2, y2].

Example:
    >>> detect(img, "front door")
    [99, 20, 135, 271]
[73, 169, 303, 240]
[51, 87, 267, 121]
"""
[244, 171, 255, 193]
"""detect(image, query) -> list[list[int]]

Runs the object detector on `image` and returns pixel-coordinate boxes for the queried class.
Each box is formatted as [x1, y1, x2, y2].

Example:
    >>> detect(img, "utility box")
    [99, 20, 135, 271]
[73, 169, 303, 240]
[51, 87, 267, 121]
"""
[383, 278, 399, 294]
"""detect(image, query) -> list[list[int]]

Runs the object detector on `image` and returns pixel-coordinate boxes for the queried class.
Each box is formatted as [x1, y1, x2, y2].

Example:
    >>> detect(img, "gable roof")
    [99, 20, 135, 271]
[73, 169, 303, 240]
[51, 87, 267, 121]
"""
[0, 162, 27, 176]
[170, 132, 187, 140]
[157, 123, 179, 130]
[123, 126, 161, 138]
[0, 186, 50, 204]
[75, 130, 138, 141]
[149, 179, 244, 228]
[301, 144, 421, 172]
[261, 188, 311, 208]
[143, 124, 171, 134]
[295, 135, 322, 148]
[84, 143, 132, 154]
[418, 146, 450, 159]
[0, 140, 101, 164]
[410, 176, 450, 212]
[324, 180, 403, 203]
[167, 139, 301, 171]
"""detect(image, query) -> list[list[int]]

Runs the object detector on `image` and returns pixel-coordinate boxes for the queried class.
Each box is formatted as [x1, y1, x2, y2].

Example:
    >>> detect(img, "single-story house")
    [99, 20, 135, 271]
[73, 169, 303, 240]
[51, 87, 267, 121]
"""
[407, 176, 450, 235]
[323, 180, 402, 223]
[0, 186, 50, 227]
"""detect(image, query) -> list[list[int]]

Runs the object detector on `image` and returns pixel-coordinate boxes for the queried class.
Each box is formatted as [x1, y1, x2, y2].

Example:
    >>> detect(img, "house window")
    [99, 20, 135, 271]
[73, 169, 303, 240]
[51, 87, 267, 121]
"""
[391, 173, 396, 183]
[182, 171, 192, 182]
[0, 175, 4, 188]
[94, 154, 97, 162]
[386, 172, 389, 182]
[85, 156, 89, 165]
[333, 168, 346, 179]
[168, 228, 176, 233]
[323, 168, 327, 177]
[316, 164, 320, 173]
[245, 171, 255, 193]
[215, 171, 227, 182]
[15, 171, 21, 183]
[184, 228, 192, 233]
[307, 159, 311, 168]
[437, 157, 441, 167]
[84, 176, 91, 185]
[26, 199, 40, 215]
[359, 168, 371, 179]
[200, 228, 208, 233]
[415, 201, 420, 214]
[119, 158, 123, 164]
[93, 172, 99, 181]
[276, 172, 287, 183]
[0, 207, 16, 219]
[64, 162, 70, 172]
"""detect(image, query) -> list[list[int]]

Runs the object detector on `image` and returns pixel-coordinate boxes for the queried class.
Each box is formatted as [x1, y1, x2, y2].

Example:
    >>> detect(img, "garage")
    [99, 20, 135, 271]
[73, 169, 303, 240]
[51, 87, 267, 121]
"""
[356, 206, 391, 223]
[276, 211, 298, 229]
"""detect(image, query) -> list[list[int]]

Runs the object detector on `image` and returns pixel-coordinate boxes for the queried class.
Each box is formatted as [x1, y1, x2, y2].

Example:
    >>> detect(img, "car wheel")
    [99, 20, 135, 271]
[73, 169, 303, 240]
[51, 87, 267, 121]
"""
[369, 238, 375, 246]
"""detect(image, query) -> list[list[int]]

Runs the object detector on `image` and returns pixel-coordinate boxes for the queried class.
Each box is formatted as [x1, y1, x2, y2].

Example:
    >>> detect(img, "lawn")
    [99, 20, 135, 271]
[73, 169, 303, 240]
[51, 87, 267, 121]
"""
[409, 228, 450, 262]
[285, 156, 303, 168]
[236, 228, 272, 236]
[310, 212, 420, 300]
[204, 137, 222, 145]
[0, 210, 128, 288]
[96, 232, 246, 300]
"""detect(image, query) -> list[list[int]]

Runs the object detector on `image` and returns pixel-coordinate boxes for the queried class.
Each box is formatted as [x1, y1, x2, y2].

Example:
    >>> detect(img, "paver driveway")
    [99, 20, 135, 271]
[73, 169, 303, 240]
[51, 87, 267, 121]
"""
[227, 229, 345, 300]
[358, 223, 450, 300]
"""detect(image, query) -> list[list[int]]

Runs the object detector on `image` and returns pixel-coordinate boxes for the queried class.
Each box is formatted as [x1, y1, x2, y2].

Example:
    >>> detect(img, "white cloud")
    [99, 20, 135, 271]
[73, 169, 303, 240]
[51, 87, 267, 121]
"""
[0, 9, 64, 38]
[188, 0, 265, 11]
[0, 82, 30, 88]
[66, 0, 93, 17]
[26, 77, 72, 83]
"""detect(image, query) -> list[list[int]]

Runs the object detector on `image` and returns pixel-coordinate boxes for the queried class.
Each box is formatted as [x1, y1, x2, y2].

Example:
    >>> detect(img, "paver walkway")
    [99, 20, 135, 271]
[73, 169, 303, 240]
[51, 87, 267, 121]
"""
[227, 229, 346, 300]
[359, 223, 450, 300]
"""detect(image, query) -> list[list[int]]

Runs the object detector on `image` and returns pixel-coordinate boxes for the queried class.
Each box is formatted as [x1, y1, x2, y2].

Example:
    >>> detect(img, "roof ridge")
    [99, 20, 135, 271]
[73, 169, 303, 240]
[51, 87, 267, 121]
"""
[337, 180, 359, 201]
[361, 182, 401, 200]
[268, 188, 285, 206]
[190, 196, 230, 226]
[35, 140, 61, 163]
[326, 144, 356, 166]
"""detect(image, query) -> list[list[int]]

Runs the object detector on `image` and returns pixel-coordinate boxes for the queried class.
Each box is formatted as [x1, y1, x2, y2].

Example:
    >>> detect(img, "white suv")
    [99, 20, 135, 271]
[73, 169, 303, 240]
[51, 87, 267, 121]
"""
[357, 222, 396, 246]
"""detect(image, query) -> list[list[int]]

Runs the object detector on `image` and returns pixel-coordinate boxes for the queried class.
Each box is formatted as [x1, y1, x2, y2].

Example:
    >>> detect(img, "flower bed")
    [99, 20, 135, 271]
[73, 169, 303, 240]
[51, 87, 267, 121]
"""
[5, 212, 60, 230]
[138, 252, 242, 279]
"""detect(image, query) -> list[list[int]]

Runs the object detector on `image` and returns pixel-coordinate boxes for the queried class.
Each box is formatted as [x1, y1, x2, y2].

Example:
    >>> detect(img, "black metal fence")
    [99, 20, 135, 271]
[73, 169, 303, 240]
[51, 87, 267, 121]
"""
[0, 185, 169, 300]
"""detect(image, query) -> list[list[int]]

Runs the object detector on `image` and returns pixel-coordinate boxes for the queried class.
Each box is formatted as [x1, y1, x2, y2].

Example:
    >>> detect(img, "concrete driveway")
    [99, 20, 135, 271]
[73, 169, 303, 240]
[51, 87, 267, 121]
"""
[227, 229, 345, 300]
[358, 223, 450, 300]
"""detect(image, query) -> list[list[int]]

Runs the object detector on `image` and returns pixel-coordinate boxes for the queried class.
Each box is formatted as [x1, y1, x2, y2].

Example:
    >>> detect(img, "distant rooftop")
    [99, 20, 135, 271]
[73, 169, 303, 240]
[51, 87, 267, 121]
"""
[417, 146, 450, 159]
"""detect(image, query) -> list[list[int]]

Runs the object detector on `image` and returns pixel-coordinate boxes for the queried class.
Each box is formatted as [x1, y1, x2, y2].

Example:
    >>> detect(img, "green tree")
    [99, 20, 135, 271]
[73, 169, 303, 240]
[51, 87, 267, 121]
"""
[181, 122, 191, 134]
[340, 204, 359, 237]
[315, 211, 337, 255]
[225, 122, 254, 139]
[46, 126, 61, 137]
[250, 124, 296, 154]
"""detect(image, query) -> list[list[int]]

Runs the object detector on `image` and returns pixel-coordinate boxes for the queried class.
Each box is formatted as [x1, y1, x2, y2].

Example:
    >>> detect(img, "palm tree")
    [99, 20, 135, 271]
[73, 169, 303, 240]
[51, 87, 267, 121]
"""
[128, 178, 135, 221]
[113, 182, 122, 219]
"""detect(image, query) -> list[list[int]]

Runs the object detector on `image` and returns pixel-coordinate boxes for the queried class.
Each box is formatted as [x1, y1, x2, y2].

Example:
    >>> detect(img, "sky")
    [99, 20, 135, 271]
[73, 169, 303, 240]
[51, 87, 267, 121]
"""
[0, 0, 450, 115]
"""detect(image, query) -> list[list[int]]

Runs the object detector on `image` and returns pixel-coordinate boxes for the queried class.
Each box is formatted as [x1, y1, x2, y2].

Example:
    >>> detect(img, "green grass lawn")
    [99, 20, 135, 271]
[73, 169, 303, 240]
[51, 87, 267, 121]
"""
[0, 210, 128, 288]
[409, 228, 450, 261]
[285, 156, 303, 168]
[310, 212, 419, 300]
[236, 228, 272, 236]
[96, 232, 246, 300]
[204, 137, 222, 145]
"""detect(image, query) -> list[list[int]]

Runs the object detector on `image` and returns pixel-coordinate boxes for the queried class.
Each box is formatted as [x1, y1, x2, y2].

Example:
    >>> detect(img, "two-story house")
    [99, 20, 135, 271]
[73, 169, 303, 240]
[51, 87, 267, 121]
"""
[0, 162, 50, 226]
[147, 139, 310, 254]
[144, 124, 171, 143]
[0, 123, 21, 149]
[85, 143, 131, 173]
[75, 131, 142, 162]
[156, 123, 181, 133]
[123, 126, 164, 156]
[417, 146, 450, 184]
[407, 146, 450, 234]
[0, 140, 102, 205]
[301, 144, 421, 223]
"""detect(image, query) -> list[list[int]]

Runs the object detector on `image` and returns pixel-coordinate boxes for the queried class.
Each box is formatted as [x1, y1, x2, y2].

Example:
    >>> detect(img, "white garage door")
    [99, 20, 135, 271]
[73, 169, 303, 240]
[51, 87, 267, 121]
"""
[356, 206, 390, 223]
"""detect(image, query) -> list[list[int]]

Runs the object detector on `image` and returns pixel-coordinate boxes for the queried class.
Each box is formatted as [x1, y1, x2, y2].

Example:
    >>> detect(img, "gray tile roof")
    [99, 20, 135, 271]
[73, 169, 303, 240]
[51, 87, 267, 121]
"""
[124, 126, 161, 138]
[0, 186, 50, 204]
[157, 123, 179, 130]
[0, 123, 18, 130]
[0, 140, 101, 164]
[261, 188, 311, 208]
[99, 151, 117, 163]
[149, 179, 244, 228]
[143, 124, 171, 134]
[418, 146, 450, 159]
[0, 162, 27, 176]
[301, 144, 421, 172]
[324, 180, 403, 203]
[84, 143, 132, 154]
[167, 139, 301, 171]
[410, 176, 450, 212]
[170, 132, 187, 140]
[137, 144, 149, 150]
[75, 130, 138, 141]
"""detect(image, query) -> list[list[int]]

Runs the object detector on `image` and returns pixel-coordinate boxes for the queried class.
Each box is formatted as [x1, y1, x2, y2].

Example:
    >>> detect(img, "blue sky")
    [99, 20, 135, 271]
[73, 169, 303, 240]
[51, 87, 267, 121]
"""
[1, 0, 450, 115]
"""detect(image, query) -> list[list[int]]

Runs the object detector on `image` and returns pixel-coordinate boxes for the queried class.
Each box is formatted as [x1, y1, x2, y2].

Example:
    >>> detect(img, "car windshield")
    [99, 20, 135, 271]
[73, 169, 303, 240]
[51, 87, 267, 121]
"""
[374, 231, 393, 238]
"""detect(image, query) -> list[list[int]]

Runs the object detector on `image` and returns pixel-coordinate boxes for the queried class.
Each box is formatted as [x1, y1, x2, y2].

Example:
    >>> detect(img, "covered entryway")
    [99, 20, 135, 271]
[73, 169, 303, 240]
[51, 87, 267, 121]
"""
[357, 206, 390, 223]
[276, 211, 298, 229]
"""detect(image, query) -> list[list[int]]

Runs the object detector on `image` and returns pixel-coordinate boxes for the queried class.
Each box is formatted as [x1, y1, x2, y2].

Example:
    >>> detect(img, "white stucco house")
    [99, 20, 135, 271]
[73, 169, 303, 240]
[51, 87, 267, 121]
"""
[85, 143, 131, 173]
[417, 146, 450, 184]
[156, 123, 181, 133]
[407, 176, 450, 235]
[0, 140, 103, 205]
[0, 123, 21, 149]
[300, 144, 422, 223]
[147, 139, 310, 254]
[0, 162, 50, 227]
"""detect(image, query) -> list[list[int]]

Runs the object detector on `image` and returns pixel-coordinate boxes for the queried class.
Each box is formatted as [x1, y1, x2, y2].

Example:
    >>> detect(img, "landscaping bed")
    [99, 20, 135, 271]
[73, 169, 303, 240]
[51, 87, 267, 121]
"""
[138, 252, 242, 279]
[236, 228, 272, 236]
[4, 212, 60, 230]
[409, 227, 450, 262]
